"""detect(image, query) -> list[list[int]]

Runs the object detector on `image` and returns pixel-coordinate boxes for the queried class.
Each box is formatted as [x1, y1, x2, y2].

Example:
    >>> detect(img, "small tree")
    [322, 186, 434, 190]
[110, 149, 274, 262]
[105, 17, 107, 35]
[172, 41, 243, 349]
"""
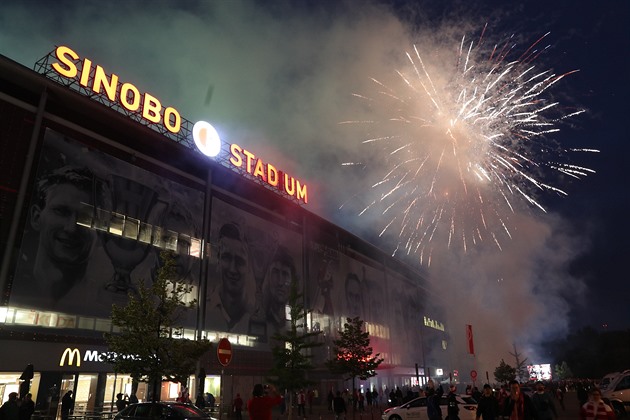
[104, 251, 212, 401]
[494, 359, 516, 385]
[554, 361, 573, 380]
[326, 317, 384, 412]
[268, 279, 322, 420]
[509, 344, 528, 382]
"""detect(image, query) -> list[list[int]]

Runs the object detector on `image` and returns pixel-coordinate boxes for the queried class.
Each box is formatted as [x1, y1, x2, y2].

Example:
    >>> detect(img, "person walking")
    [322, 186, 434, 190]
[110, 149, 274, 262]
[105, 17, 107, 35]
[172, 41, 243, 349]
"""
[18, 393, 35, 420]
[577, 382, 589, 407]
[307, 389, 314, 414]
[332, 391, 346, 420]
[555, 387, 565, 412]
[297, 389, 306, 417]
[247, 384, 282, 420]
[580, 387, 615, 420]
[394, 387, 403, 406]
[502, 381, 536, 420]
[233, 393, 243, 420]
[446, 385, 460, 420]
[531, 382, 557, 420]
[327, 390, 334, 411]
[60, 391, 74, 420]
[0, 392, 19, 420]
[426, 388, 442, 420]
[115, 393, 128, 412]
[195, 394, 206, 409]
[475, 384, 499, 420]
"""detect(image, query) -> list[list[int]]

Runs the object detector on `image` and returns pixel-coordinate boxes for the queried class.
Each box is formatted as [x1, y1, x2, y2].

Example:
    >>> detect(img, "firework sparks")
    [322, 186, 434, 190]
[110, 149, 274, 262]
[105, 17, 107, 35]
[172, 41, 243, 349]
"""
[342, 30, 597, 264]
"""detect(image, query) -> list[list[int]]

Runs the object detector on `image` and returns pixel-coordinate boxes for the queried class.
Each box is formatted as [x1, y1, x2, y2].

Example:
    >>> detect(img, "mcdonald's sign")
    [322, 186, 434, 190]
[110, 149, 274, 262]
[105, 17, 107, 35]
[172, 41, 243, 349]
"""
[59, 348, 81, 367]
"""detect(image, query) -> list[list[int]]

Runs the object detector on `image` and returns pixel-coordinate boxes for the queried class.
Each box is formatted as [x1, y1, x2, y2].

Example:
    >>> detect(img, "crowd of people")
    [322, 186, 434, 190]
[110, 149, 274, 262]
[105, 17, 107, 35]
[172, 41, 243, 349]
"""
[0, 392, 36, 420]
[3, 377, 617, 420]
[291, 378, 617, 420]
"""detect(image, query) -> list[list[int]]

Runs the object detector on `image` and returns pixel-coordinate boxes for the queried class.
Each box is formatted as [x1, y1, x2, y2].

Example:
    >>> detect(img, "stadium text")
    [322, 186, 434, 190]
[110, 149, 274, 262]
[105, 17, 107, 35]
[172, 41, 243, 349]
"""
[51, 45, 181, 134]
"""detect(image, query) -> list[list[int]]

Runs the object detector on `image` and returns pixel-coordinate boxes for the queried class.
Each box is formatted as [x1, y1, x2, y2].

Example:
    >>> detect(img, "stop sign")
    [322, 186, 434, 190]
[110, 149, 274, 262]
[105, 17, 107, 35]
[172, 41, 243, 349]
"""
[217, 338, 233, 366]
[470, 370, 478, 380]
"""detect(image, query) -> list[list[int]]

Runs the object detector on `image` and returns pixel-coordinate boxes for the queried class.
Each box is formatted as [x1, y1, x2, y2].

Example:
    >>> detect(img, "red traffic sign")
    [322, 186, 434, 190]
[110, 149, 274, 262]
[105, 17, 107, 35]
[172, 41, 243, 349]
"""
[217, 338, 233, 366]
[470, 370, 478, 380]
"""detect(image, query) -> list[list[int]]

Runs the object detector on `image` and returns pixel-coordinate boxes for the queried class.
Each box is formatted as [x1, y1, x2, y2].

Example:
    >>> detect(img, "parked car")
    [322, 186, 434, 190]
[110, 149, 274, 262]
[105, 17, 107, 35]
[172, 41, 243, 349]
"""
[600, 371, 625, 391]
[114, 402, 214, 420]
[381, 394, 477, 420]
[601, 370, 630, 418]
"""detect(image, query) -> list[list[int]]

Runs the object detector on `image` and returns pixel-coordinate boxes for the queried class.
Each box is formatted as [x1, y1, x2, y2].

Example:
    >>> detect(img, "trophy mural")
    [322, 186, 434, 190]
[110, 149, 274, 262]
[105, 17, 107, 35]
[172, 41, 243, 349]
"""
[101, 175, 166, 294]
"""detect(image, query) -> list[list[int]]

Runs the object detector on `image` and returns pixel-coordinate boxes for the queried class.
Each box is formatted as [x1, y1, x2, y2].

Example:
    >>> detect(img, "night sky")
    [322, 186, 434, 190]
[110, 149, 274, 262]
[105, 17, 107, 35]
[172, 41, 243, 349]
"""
[1, 0, 627, 370]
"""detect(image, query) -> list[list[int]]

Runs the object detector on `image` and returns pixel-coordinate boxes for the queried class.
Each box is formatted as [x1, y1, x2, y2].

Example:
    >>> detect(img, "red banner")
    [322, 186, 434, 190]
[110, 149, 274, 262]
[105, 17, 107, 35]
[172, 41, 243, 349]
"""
[466, 324, 475, 355]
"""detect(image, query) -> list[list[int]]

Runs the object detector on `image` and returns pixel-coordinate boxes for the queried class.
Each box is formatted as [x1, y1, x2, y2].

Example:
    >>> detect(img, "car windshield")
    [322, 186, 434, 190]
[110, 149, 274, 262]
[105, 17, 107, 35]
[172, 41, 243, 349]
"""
[117, 404, 208, 419]
[406, 398, 426, 408]
[460, 396, 477, 404]
[169, 405, 208, 418]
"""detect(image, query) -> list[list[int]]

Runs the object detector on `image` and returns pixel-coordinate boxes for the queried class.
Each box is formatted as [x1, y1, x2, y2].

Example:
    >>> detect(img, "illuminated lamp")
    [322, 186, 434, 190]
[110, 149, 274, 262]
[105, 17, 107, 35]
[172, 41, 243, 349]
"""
[192, 121, 221, 157]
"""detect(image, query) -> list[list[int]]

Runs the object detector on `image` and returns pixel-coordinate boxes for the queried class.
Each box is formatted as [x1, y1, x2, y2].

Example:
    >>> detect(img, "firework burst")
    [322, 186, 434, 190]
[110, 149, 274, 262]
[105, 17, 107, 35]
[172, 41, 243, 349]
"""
[342, 28, 597, 265]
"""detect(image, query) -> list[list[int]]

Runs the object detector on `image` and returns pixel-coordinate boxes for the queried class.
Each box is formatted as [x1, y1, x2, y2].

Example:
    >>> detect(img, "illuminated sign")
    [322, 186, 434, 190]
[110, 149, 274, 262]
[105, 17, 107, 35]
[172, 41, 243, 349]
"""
[50, 46, 182, 134]
[191, 122, 309, 204]
[229, 143, 308, 204]
[43, 46, 309, 206]
[59, 348, 107, 367]
[59, 348, 81, 367]
[192, 121, 221, 157]
[423, 316, 445, 331]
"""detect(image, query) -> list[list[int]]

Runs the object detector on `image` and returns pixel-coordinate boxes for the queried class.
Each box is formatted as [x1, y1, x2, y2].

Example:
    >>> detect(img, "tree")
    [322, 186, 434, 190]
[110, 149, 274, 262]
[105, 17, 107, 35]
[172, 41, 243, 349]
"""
[494, 359, 516, 385]
[326, 317, 384, 412]
[554, 361, 573, 380]
[268, 278, 322, 420]
[509, 344, 528, 382]
[103, 251, 212, 401]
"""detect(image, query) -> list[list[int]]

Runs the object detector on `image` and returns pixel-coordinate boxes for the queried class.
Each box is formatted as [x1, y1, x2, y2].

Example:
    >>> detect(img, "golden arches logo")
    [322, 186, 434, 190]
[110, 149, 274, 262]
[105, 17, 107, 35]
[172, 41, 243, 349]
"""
[59, 348, 81, 367]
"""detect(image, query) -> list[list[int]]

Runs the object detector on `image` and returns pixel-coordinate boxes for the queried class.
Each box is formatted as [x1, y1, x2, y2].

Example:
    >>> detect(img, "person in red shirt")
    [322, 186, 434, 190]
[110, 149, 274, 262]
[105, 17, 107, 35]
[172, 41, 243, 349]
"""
[247, 384, 283, 420]
[233, 394, 244, 420]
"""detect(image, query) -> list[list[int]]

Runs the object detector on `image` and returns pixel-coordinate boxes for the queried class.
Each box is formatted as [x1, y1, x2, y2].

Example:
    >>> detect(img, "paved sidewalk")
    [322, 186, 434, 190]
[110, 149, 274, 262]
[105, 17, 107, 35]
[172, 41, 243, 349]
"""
[555, 391, 581, 420]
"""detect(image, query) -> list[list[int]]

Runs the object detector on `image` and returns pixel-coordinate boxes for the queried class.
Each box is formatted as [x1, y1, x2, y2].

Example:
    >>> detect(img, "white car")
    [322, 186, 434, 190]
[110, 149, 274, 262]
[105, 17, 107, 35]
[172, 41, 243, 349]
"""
[601, 369, 630, 418]
[381, 394, 477, 420]
[600, 370, 626, 391]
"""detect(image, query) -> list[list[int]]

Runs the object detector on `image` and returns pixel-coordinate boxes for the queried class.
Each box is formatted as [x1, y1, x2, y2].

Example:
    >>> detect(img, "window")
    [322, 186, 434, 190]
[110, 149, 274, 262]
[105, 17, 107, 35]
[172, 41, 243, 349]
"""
[133, 404, 152, 417]
[615, 375, 630, 391]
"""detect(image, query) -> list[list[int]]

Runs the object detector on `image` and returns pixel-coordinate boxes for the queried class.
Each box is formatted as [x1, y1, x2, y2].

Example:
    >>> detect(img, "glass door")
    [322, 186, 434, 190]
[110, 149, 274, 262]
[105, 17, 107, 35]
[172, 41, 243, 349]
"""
[57, 374, 76, 419]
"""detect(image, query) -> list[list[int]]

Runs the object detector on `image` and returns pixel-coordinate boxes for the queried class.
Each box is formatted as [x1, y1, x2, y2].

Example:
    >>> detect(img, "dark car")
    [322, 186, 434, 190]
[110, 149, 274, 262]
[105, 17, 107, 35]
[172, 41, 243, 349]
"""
[114, 402, 212, 420]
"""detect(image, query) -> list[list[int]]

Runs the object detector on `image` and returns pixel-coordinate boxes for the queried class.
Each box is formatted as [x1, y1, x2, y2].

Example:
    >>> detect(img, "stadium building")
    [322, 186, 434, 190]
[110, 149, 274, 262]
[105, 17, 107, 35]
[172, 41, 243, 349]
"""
[0, 46, 454, 414]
